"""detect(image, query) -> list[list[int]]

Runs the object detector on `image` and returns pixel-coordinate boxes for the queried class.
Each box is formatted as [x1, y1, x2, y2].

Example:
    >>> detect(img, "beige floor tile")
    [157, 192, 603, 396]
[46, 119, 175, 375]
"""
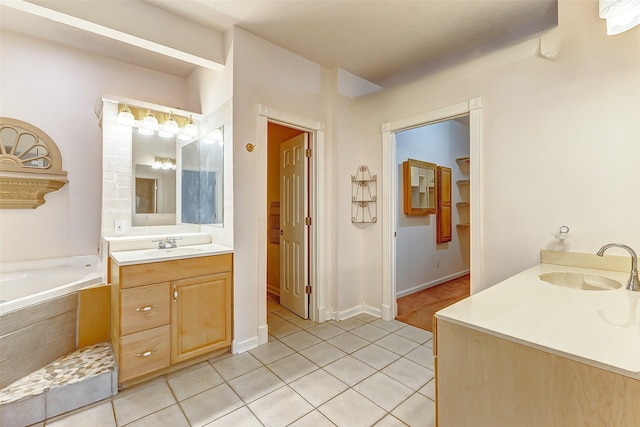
[326, 332, 369, 353]
[227, 366, 285, 403]
[268, 321, 302, 338]
[391, 392, 436, 427]
[352, 344, 400, 370]
[395, 325, 433, 344]
[167, 362, 224, 401]
[404, 344, 435, 370]
[307, 323, 345, 340]
[329, 317, 366, 331]
[287, 316, 317, 330]
[248, 386, 314, 427]
[272, 308, 298, 320]
[267, 353, 318, 383]
[298, 341, 347, 367]
[249, 340, 295, 365]
[125, 404, 189, 427]
[288, 409, 335, 426]
[324, 355, 376, 386]
[112, 379, 175, 426]
[46, 401, 115, 427]
[350, 324, 390, 342]
[180, 383, 243, 427]
[418, 378, 436, 400]
[374, 414, 407, 426]
[279, 330, 322, 351]
[319, 389, 386, 427]
[370, 319, 406, 332]
[353, 372, 413, 411]
[203, 405, 263, 427]
[353, 313, 379, 323]
[381, 358, 434, 391]
[375, 334, 420, 356]
[211, 352, 263, 381]
[289, 369, 348, 407]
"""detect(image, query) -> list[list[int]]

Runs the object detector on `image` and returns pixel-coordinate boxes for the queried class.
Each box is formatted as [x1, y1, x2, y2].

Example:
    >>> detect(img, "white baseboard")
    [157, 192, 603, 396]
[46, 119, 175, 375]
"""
[232, 335, 259, 354]
[335, 303, 382, 321]
[396, 270, 470, 298]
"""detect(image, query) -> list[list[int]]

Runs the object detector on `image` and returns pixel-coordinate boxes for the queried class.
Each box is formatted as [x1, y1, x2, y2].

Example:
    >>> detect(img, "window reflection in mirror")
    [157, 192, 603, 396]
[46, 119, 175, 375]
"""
[132, 132, 177, 226]
[181, 127, 224, 225]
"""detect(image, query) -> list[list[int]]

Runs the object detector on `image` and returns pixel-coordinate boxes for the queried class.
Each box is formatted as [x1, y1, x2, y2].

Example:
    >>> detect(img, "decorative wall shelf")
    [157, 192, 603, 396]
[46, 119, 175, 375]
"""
[0, 118, 68, 209]
[351, 165, 377, 223]
[455, 157, 470, 229]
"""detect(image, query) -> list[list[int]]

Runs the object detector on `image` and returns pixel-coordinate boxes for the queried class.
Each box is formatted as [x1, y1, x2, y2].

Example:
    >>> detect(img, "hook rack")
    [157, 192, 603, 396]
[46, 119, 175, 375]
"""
[351, 165, 377, 223]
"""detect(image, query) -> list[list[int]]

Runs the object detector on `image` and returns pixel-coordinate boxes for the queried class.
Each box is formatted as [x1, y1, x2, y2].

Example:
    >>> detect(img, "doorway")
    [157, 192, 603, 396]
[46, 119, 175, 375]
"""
[267, 122, 310, 319]
[393, 117, 471, 331]
[380, 98, 483, 321]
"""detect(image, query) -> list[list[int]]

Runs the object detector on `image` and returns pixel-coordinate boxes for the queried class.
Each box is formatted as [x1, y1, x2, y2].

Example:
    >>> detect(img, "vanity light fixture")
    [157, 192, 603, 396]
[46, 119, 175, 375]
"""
[184, 115, 198, 137]
[152, 157, 163, 169]
[142, 110, 159, 131]
[159, 112, 179, 138]
[117, 103, 135, 126]
[600, 0, 640, 35]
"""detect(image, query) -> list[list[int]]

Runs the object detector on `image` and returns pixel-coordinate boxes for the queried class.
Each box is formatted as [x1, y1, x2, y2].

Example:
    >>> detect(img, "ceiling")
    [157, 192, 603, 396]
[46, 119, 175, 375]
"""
[1, 0, 558, 86]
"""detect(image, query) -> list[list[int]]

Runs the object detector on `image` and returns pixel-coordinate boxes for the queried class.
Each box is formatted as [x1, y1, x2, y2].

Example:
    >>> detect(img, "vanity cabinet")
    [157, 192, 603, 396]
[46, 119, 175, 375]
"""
[110, 254, 232, 385]
[434, 318, 640, 426]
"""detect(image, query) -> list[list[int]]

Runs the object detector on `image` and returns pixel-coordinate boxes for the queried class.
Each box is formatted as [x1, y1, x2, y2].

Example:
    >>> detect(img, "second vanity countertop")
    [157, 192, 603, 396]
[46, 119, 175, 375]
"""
[110, 243, 233, 266]
[435, 263, 640, 379]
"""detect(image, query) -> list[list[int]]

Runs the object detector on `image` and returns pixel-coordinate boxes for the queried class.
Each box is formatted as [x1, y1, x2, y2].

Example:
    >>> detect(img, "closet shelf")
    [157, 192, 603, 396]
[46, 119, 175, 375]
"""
[456, 157, 470, 165]
[456, 202, 470, 207]
[456, 223, 471, 229]
[456, 180, 470, 186]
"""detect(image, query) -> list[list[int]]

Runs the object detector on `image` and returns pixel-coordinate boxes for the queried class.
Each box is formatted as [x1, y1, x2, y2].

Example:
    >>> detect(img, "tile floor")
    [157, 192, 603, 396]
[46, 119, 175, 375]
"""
[33, 298, 436, 426]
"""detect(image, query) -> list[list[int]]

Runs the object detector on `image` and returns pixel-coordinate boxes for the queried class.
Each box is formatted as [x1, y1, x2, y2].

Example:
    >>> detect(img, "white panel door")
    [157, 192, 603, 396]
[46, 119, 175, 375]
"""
[280, 133, 308, 319]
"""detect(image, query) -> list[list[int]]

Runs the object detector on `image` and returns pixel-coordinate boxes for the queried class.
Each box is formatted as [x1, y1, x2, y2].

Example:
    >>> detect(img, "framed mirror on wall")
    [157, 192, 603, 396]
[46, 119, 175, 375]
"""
[403, 158, 437, 215]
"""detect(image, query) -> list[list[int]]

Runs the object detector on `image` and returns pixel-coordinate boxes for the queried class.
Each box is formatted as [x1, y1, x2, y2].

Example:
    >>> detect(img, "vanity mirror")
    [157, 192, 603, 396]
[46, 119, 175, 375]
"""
[132, 132, 176, 226]
[181, 128, 224, 225]
[403, 158, 437, 215]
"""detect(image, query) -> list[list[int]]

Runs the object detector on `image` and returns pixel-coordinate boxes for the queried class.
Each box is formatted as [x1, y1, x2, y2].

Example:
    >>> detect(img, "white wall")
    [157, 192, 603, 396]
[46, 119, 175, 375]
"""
[395, 120, 470, 296]
[357, 0, 640, 296]
[0, 31, 191, 263]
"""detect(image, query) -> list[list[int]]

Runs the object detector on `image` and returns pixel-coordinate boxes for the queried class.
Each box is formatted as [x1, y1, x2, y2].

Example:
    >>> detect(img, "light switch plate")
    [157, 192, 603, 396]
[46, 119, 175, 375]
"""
[114, 220, 126, 235]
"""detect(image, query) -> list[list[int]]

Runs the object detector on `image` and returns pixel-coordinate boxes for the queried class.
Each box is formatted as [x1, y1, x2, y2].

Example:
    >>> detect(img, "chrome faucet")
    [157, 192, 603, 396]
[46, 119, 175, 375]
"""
[596, 243, 640, 292]
[153, 237, 178, 249]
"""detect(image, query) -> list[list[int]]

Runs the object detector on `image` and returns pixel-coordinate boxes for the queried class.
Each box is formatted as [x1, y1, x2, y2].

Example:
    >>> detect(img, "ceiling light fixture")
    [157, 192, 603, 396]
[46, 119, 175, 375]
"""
[600, 0, 640, 35]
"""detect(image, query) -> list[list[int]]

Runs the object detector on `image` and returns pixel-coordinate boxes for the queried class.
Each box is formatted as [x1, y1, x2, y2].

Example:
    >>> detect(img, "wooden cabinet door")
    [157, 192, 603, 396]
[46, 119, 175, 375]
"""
[170, 273, 232, 364]
[437, 166, 452, 243]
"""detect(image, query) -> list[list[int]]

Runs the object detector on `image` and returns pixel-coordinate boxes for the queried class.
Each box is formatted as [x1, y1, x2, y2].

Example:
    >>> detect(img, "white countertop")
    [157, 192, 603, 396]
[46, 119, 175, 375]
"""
[110, 243, 233, 265]
[436, 263, 640, 379]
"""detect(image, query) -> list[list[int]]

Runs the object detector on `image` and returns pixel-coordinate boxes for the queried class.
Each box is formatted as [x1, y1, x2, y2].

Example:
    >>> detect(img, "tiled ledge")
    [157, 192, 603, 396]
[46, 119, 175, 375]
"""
[0, 342, 117, 427]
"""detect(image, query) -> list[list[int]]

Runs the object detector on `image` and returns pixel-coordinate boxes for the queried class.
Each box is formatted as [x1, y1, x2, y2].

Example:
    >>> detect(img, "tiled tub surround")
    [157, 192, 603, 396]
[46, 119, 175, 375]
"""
[0, 342, 117, 427]
[0, 255, 104, 389]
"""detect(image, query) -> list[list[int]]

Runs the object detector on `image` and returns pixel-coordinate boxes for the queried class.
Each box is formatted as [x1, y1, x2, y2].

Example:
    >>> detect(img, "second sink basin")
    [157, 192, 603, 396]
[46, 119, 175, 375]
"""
[539, 272, 622, 291]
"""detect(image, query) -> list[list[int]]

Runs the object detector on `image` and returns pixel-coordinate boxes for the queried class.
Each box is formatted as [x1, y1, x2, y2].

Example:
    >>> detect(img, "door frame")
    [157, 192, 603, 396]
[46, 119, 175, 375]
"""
[257, 105, 326, 345]
[381, 97, 483, 320]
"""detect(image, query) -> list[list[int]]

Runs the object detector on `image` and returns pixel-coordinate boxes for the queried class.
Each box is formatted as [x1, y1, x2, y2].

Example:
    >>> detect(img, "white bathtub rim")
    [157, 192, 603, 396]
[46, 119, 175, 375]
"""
[0, 255, 100, 274]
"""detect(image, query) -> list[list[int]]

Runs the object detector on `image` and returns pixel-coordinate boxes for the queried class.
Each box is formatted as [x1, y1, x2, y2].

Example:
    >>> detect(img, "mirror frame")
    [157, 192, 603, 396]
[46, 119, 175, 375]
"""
[402, 158, 437, 215]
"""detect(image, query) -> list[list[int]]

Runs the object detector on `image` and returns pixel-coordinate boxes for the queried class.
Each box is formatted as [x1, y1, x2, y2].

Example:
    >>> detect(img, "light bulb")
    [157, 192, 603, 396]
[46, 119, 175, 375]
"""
[163, 112, 179, 135]
[142, 110, 159, 131]
[117, 104, 134, 126]
[184, 115, 198, 137]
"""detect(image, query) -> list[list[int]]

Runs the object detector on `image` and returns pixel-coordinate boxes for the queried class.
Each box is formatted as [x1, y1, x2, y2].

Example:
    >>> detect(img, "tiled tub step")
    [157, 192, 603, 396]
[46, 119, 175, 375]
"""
[0, 342, 117, 427]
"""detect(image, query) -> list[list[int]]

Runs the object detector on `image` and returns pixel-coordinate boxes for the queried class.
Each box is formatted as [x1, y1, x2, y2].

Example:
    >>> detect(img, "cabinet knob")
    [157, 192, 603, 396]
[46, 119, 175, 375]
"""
[135, 305, 157, 312]
[135, 349, 157, 358]
[173, 285, 178, 302]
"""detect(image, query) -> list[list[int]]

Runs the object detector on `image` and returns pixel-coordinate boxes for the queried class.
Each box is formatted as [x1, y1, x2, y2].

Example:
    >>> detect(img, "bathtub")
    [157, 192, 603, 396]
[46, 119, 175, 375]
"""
[0, 255, 104, 316]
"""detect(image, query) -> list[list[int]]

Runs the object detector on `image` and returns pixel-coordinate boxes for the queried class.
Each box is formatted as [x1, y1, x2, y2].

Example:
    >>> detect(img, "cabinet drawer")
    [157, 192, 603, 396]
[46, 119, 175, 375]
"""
[119, 325, 170, 382]
[120, 283, 170, 335]
[118, 254, 233, 288]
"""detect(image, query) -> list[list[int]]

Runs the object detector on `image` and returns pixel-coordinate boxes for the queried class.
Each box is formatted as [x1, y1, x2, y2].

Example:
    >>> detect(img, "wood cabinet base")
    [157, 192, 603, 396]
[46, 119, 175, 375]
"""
[435, 319, 640, 427]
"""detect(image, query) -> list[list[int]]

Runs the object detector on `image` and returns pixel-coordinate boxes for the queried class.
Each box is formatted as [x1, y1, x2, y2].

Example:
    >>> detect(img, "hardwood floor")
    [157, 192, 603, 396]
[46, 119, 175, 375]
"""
[395, 274, 470, 332]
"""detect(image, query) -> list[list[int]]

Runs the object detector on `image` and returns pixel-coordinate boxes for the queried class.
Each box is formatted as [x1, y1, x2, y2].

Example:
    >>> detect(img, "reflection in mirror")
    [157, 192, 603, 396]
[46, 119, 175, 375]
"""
[132, 132, 176, 226]
[403, 158, 437, 215]
[181, 127, 224, 225]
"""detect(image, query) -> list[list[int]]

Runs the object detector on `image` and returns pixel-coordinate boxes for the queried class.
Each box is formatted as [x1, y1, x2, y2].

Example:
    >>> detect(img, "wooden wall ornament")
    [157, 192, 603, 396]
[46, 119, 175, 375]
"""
[0, 117, 68, 208]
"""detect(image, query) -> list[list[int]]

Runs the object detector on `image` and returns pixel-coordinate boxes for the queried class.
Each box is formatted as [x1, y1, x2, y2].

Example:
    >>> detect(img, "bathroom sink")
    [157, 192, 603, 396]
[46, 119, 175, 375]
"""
[140, 247, 206, 258]
[539, 272, 622, 291]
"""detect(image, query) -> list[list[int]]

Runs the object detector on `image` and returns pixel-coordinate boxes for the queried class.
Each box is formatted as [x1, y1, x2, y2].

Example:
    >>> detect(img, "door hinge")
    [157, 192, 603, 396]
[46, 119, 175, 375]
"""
[305, 217, 312, 226]
[305, 148, 312, 158]
[305, 285, 312, 294]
